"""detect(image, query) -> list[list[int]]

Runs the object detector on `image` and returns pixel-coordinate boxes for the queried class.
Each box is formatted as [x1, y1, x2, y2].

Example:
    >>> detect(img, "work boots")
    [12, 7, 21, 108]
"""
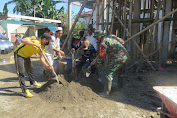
[104, 78, 112, 95]
[30, 81, 41, 88]
[23, 89, 33, 98]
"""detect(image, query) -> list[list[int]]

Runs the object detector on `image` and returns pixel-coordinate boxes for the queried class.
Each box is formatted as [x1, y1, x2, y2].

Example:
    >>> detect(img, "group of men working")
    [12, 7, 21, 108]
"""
[14, 25, 128, 98]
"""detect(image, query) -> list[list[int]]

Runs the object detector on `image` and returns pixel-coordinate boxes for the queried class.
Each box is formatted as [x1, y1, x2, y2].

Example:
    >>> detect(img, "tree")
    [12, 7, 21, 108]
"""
[0, 3, 8, 16]
[5, 0, 32, 15]
[33, 0, 65, 18]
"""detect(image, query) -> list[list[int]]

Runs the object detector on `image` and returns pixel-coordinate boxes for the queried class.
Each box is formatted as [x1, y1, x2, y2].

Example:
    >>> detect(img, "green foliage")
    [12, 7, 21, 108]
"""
[6, 0, 32, 15]
[0, 3, 8, 16]
[72, 18, 85, 36]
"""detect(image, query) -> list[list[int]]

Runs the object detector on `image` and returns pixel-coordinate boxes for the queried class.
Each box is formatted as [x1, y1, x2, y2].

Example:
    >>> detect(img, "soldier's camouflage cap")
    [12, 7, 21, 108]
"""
[93, 30, 105, 38]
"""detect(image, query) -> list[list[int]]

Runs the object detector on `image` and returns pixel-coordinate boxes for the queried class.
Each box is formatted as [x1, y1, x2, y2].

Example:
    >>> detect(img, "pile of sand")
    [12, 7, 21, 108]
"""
[36, 75, 101, 103]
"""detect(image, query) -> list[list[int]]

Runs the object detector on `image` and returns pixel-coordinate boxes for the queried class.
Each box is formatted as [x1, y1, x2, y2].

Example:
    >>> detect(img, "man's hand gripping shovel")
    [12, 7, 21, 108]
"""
[39, 48, 64, 85]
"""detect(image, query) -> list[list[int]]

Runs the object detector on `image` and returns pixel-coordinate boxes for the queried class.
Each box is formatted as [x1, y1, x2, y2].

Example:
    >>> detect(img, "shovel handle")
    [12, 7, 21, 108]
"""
[39, 48, 56, 74]
[39, 48, 52, 67]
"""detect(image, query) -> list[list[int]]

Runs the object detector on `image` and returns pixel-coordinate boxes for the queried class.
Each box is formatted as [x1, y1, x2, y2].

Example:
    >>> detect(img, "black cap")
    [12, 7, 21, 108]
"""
[42, 33, 51, 40]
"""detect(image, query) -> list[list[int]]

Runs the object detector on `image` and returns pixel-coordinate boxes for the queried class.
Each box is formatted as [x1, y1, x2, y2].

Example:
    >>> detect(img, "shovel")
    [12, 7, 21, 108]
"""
[70, 51, 75, 78]
[39, 48, 64, 85]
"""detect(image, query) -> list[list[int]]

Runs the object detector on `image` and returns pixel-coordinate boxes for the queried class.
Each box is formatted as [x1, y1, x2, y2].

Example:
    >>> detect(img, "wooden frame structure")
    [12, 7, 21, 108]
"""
[64, 0, 177, 71]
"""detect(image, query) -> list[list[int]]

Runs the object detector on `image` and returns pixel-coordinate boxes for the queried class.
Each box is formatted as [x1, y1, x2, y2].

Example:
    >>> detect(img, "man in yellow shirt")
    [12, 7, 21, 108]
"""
[14, 33, 53, 98]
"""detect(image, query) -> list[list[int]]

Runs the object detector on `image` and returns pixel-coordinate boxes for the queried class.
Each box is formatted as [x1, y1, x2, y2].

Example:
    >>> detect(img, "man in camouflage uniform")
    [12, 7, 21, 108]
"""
[91, 30, 129, 96]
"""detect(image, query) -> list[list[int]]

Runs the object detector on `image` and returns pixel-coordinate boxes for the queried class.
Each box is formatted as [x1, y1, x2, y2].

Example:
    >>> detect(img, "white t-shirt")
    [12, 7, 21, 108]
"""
[86, 34, 97, 50]
[45, 35, 60, 57]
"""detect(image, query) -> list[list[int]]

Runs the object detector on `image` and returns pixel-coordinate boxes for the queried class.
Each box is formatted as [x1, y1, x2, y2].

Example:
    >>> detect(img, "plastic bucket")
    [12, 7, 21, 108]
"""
[60, 60, 67, 68]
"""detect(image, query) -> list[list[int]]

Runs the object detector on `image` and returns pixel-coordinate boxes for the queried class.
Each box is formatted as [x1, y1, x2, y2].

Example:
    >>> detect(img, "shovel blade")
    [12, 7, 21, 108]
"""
[86, 71, 91, 77]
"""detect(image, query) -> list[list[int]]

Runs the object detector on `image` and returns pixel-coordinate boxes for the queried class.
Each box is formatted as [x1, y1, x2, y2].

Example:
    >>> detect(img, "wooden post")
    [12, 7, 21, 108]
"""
[128, 0, 133, 54]
[170, 0, 177, 58]
[33, 0, 36, 36]
[110, 0, 116, 34]
[123, 0, 127, 40]
[103, 0, 107, 31]
[106, 0, 110, 35]
[159, 0, 165, 66]
[61, 0, 88, 50]
[96, 0, 100, 30]
[161, 0, 172, 64]
[67, 0, 72, 51]
[154, 0, 161, 66]
[131, 0, 141, 64]
[118, 0, 121, 36]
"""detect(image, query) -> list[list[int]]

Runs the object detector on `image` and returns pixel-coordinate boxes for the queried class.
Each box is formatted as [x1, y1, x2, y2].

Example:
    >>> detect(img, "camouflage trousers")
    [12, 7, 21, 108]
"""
[105, 56, 127, 81]
[104, 56, 127, 95]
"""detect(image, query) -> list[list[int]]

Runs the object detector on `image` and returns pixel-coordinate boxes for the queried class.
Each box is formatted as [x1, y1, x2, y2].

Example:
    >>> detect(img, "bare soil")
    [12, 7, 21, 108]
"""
[0, 53, 177, 118]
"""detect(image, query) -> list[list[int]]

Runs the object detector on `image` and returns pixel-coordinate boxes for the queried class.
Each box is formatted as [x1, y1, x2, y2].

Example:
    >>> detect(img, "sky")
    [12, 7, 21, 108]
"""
[0, 0, 91, 16]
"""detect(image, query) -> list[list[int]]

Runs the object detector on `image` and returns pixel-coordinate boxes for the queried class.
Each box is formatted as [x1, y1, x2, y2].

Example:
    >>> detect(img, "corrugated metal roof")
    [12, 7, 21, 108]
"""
[0, 14, 61, 24]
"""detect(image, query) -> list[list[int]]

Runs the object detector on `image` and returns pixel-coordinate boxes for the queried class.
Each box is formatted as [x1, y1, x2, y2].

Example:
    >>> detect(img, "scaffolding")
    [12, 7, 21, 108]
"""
[64, 0, 177, 71]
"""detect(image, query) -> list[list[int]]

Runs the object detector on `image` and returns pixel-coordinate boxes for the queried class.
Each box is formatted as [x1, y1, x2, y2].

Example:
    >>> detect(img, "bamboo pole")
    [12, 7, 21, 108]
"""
[125, 8, 177, 43]
[61, 0, 88, 50]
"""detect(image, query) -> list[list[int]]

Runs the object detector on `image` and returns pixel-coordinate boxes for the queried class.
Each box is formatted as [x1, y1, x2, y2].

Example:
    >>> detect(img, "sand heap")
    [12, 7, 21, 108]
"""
[37, 75, 101, 103]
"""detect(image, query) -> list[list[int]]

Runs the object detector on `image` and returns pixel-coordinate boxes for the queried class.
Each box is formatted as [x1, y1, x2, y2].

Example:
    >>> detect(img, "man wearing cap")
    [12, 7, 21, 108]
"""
[91, 30, 129, 96]
[72, 37, 97, 80]
[44, 27, 65, 79]
[14, 33, 53, 98]
[86, 24, 97, 51]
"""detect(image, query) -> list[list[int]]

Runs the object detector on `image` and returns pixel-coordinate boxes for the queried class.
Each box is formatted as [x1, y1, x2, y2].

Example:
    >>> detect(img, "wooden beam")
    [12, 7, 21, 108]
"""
[125, 8, 177, 43]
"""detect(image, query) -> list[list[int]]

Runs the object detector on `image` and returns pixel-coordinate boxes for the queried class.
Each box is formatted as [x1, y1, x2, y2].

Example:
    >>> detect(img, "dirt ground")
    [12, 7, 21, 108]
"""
[0, 53, 177, 118]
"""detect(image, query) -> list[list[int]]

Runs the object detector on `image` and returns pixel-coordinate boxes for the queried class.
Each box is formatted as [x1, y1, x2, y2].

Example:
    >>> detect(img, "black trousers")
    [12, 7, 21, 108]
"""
[14, 52, 35, 92]
[75, 55, 96, 74]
